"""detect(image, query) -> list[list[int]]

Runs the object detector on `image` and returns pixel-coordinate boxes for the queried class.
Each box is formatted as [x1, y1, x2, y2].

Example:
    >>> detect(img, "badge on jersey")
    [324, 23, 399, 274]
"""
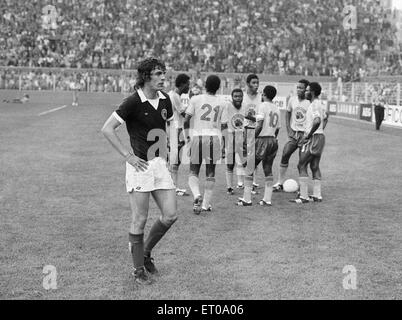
[161, 108, 167, 120]
[294, 107, 307, 123]
[231, 114, 245, 130]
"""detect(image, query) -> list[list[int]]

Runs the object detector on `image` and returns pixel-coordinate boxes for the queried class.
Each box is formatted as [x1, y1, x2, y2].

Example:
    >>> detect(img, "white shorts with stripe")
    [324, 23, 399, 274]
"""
[126, 157, 175, 193]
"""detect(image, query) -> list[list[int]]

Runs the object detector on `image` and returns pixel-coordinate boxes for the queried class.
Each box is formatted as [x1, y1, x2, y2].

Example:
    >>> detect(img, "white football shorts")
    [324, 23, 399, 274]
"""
[126, 157, 175, 193]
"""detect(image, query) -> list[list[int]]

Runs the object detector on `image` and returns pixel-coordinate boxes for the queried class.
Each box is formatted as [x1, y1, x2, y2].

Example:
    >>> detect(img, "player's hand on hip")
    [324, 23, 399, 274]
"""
[125, 153, 149, 172]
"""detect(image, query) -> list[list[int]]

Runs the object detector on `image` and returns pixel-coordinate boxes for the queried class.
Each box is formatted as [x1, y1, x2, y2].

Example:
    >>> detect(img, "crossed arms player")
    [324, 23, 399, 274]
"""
[101, 58, 177, 285]
[237, 85, 281, 207]
[290, 82, 329, 204]
[273, 79, 310, 191]
[183, 75, 225, 214]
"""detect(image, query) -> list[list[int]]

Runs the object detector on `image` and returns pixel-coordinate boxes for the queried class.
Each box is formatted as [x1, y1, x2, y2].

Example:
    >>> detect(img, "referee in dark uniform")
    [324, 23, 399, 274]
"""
[373, 89, 386, 131]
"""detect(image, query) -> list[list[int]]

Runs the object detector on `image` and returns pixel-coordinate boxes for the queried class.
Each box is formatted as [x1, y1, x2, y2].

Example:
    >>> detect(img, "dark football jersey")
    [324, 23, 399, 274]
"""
[115, 89, 173, 161]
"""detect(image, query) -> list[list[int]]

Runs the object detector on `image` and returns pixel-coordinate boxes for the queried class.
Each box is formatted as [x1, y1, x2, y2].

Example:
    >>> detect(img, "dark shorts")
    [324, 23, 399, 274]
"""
[255, 136, 278, 162]
[280, 131, 304, 166]
[190, 135, 221, 165]
[246, 136, 278, 177]
[292, 131, 306, 148]
[308, 134, 325, 156]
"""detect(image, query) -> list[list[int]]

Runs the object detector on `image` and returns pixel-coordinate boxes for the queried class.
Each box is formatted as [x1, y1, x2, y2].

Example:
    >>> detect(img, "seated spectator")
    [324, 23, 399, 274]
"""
[0, 0, 399, 78]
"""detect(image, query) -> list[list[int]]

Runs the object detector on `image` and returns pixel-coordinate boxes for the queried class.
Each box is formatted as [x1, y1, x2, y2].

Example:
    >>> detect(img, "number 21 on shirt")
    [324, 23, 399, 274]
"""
[200, 104, 220, 122]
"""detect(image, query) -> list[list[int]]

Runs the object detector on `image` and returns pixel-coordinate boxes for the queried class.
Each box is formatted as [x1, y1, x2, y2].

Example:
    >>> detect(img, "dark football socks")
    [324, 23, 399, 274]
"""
[129, 233, 144, 269]
[144, 219, 171, 257]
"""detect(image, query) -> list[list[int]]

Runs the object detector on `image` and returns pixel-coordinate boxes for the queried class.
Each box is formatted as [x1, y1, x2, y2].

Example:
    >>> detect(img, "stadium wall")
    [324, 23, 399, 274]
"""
[324, 100, 402, 128]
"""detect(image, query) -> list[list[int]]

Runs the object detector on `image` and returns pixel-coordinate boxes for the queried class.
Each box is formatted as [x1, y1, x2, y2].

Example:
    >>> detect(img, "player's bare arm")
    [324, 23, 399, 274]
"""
[101, 114, 149, 172]
[275, 128, 280, 139]
[304, 117, 321, 140]
[221, 123, 229, 136]
[221, 123, 229, 149]
[255, 120, 264, 138]
[166, 119, 172, 152]
[323, 113, 329, 130]
[183, 113, 192, 143]
[286, 110, 294, 137]
[245, 114, 257, 122]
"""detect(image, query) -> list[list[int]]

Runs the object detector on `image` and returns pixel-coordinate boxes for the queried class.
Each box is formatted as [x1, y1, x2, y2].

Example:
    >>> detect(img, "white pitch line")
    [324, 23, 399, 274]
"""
[38, 105, 68, 116]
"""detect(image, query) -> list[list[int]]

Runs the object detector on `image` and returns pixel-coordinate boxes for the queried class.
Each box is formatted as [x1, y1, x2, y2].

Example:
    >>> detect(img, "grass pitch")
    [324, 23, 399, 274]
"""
[0, 90, 401, 300]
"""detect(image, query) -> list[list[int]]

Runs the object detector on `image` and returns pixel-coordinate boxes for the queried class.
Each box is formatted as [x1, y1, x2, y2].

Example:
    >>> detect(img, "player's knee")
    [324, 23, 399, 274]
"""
[189, 169, 199, 177]
[281, 153, 291, 166]
[312, 169, 321, 180]
[132, 214, 147, 231]
[189, 164, 201, 176]
[206, 171, 215, 178]
[226, 164, 235, 172]
[205, 166, 216, 178]
[298, 163, 308, 176]
[171, 164, 179, 172]
[161, 214, 178, 227]
[309, 162, 316, 171]
[263, 168, 273, 177]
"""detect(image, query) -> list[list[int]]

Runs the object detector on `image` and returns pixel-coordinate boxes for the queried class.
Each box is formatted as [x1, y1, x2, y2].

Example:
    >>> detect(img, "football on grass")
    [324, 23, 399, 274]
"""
[283, 179, 299, 193]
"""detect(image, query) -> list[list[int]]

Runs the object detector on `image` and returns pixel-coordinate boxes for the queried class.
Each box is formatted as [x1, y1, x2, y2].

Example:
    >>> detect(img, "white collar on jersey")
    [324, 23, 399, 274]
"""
[137, 88, 166, 102]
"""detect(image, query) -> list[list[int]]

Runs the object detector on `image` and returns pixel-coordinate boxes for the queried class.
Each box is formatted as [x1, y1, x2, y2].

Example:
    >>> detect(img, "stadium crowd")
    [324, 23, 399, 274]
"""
[0, 0, 401, 79]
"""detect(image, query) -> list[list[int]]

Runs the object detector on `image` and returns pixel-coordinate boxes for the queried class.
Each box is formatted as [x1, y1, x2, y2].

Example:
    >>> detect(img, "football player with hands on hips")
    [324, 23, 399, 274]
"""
[290, 82, 329, 204]
[101, 58, 177, 286]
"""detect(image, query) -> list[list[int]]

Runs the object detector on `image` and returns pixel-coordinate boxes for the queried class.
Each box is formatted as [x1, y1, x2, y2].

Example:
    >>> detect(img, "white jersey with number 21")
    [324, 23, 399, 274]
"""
[186, 94, 226, 136]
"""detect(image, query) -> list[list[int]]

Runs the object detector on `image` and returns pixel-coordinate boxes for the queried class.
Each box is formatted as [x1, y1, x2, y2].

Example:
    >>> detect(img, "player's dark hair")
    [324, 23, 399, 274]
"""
[175, 73, 190, 88]
[298, 79, 310, 88]
[135, 57, 166, 88]
[263, 85, 277, 100]
[246, 74, 259, 84]
[205, 75, 221, 94]
[231, 88, 243, 97]
[309, 82, 322, 97]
